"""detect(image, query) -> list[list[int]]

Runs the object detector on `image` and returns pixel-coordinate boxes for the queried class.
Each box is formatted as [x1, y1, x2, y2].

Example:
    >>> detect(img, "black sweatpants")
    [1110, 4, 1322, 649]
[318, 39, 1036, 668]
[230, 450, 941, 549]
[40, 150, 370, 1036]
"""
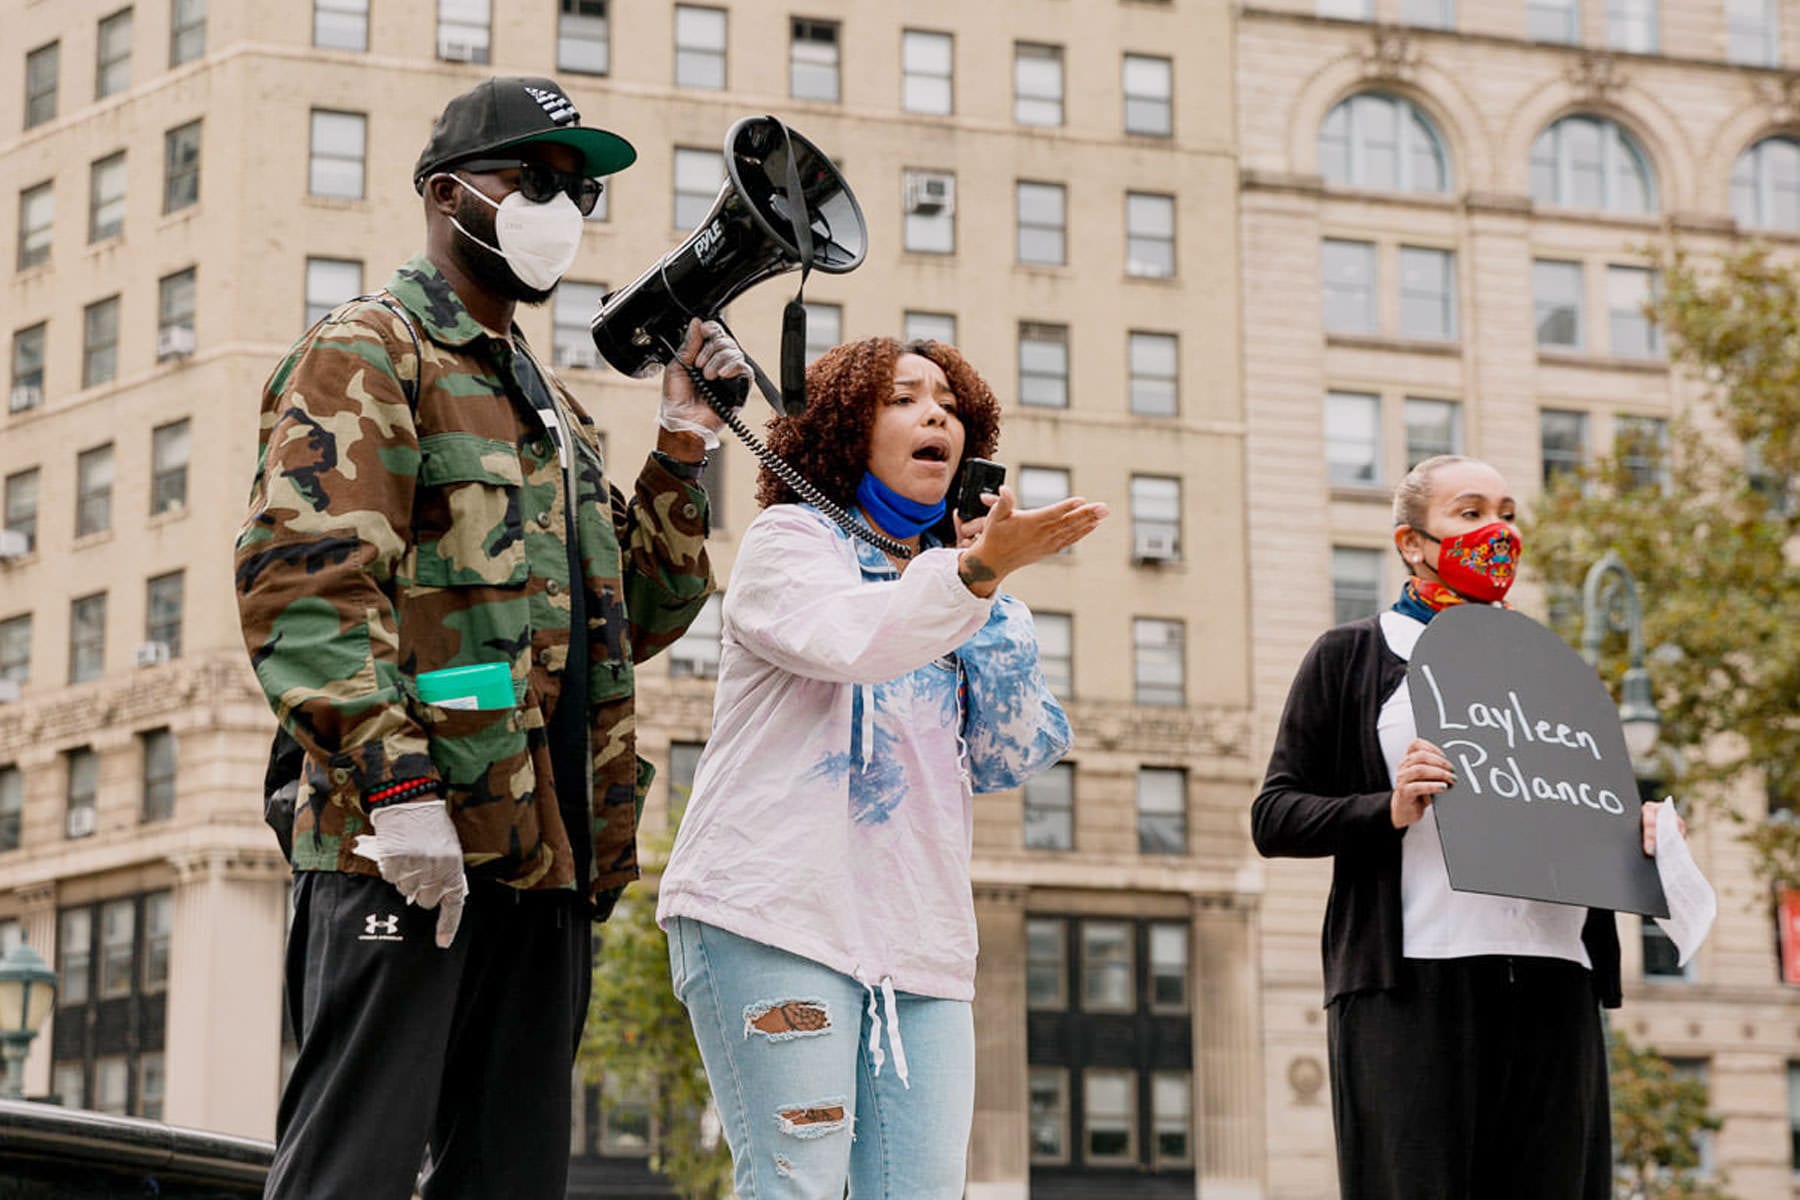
[1326, 956, 1611, 1200]
[267, 872, 592, 1200]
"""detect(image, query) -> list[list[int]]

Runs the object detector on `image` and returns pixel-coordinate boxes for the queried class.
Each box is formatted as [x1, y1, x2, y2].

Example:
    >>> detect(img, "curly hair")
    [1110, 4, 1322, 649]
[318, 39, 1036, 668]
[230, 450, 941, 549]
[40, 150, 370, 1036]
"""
[753, 338, 1003, 510]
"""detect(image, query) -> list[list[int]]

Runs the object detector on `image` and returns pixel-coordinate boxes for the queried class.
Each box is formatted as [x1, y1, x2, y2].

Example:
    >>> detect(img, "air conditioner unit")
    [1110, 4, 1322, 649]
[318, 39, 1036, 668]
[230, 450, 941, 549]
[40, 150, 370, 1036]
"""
[156, 326, 196, 361]
[8, 385, 41, 413]
[0, 530, 27, 560]
[0, 680, 19, 704]
[557, 344, 601, 370]
[438, 35, 481, 62]
[904, 173, 954, 216]
[134, 641, 171, 668]
[67, 805, 96, 839]
[1133, 527, 1179, 563]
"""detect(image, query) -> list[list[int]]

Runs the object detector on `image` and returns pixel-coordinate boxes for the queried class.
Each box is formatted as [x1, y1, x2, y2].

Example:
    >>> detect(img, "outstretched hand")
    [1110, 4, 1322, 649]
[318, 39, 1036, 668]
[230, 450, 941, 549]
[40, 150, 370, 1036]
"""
[955, 486, 1109, 597]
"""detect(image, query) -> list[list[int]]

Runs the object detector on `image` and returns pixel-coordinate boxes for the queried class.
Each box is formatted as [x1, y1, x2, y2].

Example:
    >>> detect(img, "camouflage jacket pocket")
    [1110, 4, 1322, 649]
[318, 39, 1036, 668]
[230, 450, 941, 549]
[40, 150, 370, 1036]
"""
[413, 433, 529, 587]
[418, 700, 540, 881]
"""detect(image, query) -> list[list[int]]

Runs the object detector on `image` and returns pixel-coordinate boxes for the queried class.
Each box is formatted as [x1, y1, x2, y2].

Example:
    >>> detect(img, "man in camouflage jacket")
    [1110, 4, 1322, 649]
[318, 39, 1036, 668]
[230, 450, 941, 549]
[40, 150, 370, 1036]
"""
[235, 77, 748, 1199]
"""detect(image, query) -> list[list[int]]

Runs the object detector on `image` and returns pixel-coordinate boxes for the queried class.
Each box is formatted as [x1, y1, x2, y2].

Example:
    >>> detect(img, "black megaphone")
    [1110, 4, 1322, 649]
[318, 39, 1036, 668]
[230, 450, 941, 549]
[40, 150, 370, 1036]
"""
[589, 116, 866, 381]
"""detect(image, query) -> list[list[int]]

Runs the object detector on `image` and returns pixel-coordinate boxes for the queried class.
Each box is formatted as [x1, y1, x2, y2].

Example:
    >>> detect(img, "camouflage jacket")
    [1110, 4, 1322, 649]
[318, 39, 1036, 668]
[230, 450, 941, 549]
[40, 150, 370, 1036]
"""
[235, 255, 713, 911]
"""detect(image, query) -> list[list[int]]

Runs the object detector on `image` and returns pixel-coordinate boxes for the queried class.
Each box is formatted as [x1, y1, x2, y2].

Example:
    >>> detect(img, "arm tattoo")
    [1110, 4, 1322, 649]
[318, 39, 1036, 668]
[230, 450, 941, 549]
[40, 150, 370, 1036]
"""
[958, 552, 998, 591]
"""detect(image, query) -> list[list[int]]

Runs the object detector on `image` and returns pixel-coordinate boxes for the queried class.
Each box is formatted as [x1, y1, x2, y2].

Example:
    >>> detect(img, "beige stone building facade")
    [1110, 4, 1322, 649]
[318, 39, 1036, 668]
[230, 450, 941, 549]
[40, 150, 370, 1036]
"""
[1240, 2, 1800, 1198]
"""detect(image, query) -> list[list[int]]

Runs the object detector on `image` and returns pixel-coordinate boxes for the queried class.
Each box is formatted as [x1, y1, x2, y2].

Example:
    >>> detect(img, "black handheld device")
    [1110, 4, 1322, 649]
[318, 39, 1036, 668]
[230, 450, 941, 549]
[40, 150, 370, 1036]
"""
[954, 458, 1007, 522]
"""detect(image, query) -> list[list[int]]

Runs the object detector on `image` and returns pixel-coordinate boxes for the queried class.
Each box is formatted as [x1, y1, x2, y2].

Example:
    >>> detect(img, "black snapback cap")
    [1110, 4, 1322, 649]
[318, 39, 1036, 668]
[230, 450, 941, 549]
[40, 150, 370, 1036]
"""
[412, 76, 637, 192]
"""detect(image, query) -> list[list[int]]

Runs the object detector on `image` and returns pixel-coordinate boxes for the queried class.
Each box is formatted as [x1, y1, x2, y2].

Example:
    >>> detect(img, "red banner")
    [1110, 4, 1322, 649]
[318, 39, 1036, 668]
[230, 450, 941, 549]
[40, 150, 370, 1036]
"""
[1779, 890, 1800, 986]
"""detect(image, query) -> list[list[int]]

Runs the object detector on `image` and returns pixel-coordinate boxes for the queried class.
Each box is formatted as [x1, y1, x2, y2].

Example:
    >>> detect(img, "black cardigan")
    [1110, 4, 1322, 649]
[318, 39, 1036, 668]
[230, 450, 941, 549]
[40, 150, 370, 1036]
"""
[1251, 614, 1621, 1008]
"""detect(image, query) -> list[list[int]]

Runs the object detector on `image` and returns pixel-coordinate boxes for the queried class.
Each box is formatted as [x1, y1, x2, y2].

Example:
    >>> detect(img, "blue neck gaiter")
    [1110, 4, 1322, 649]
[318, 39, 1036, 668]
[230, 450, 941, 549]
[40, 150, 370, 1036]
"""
[856, 472, 945, 539]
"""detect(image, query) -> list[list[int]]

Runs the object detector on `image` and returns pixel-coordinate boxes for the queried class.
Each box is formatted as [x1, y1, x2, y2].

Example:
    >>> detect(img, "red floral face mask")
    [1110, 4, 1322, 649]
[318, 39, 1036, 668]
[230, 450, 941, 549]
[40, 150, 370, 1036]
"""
[1417, 521, 1520, 603]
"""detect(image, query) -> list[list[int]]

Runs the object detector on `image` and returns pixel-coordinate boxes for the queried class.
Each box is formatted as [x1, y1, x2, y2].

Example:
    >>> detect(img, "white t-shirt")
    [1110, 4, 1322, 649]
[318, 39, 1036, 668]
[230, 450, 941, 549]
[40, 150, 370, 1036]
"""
[1379, 610, 1590, 966]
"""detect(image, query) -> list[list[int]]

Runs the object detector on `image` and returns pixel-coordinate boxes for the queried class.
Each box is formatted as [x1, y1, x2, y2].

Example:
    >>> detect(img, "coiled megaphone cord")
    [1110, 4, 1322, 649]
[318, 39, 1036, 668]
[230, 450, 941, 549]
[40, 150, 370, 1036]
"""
[658, 335, 916, 560]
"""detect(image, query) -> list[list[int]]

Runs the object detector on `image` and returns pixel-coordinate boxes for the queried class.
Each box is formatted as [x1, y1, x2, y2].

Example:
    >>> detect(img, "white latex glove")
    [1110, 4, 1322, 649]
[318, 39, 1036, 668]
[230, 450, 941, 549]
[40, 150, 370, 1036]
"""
[351, 799, 468, 949]
[658, 318, 752, 451]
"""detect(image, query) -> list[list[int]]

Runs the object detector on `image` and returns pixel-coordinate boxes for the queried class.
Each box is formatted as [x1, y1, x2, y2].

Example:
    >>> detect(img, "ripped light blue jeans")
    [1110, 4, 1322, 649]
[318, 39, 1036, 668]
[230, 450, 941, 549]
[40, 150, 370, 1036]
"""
[666, 917, 974, 1199]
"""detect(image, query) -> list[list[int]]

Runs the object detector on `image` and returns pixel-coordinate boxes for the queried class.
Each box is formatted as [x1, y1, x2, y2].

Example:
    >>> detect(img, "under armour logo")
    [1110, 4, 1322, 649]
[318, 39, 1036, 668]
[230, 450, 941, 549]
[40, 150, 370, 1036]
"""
[360, 913, 403, 942]
[524, 86, 579, 127]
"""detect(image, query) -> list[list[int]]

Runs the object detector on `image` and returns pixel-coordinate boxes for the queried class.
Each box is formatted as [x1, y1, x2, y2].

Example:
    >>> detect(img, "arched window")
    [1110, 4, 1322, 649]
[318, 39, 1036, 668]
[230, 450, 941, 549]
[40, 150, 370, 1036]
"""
[1318, 93, 1451, 194]
[1732, 136, 1800, 231]
[1529, 115, 1656, 214]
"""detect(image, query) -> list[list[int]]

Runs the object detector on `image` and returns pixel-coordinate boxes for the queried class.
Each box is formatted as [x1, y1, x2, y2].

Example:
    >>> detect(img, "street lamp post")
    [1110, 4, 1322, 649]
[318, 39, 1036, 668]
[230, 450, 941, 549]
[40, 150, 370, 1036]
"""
[0, 941, 57, 1100]
[1580, 550, 1663, 790]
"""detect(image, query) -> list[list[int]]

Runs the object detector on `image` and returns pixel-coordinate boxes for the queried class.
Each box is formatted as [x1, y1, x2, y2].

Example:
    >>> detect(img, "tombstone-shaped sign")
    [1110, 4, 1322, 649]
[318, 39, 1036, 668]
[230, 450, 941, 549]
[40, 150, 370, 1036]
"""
[1408, 604, 1667, 917]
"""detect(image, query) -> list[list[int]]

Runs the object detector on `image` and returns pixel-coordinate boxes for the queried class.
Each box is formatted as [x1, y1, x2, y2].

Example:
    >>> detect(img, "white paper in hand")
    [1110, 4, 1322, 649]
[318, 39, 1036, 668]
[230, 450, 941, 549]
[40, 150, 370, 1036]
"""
[1652, 801, 1717, 968]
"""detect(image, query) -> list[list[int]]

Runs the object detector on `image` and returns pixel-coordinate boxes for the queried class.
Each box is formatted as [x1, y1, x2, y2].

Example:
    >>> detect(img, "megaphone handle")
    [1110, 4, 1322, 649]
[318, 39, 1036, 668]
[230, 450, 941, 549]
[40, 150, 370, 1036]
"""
[657, 334, 916, 560]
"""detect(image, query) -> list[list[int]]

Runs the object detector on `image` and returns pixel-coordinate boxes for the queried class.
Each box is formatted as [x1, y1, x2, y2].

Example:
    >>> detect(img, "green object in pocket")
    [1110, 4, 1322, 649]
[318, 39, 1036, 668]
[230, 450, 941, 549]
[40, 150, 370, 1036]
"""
[417, 662, 515, 710]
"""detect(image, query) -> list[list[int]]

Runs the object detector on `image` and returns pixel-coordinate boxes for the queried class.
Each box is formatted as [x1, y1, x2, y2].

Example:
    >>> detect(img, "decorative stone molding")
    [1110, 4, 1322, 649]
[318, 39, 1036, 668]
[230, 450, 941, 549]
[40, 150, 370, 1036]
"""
[0, 658, 269, 755]
[1565, 52, 1627, 105]
[1287, 1055, 1326, 1104]
[1358, 25, 1420, 84]
[10, 881, 56, 913]
[1072, 705, 1251, 760]
[1753, 73, 1800, 128]
[168, 846, 291, 887]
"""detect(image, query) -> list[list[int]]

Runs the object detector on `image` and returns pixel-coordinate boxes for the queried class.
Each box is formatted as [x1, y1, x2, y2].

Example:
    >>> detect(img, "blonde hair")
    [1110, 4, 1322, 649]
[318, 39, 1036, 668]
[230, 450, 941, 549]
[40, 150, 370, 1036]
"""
[1392, 454, 1480, 529]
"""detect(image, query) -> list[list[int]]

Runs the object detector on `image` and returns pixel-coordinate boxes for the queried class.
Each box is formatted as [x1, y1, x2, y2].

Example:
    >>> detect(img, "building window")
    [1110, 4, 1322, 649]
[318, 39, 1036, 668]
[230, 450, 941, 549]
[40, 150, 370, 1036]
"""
[801, 302, 841, 365]
[1540, 408, 1589, 487]
[1034, 611, 1072, 696]
[146, 571, 184, 658]
[1534, 259, 1585, 350]
[1399, 246, 1456, 340]
[558, 0, 608, 74]
[304, 257, 362, 328]
[1319, 93, 1450, 195]
[149, 420, 190, 516]
[25, 42, 58, 129]
[1331, 546, 1383, 624]
[55, 893, 170, 1119]
[1326, 391, 1382, 488]
[143, 892, 170, 991]
[162, 120, 201, 213]
[1727, 0, 1780, 66]
[673, 147, 723, 230]
[437, 0, 490, 63]
[1606, 0, 1656, 50]
[674, 5, 726, 90]
[1018, 323, 1070, 409]
[96, 8, 134, 100]
[89, 153, 127, 243]
[1029, 1067, 1070, 1164]
[1641, 915, 1691, 979]
[1014, 43, 1064, 126]
[1616, 415, 1669, 491]
[1123, 54, 1172, 137]
[1528, 0, 1580, 42]
[4, 470, 38, 554]
[1319, 0, 1373, 15]
[1321, 239, 1377, 334]
[902, 169, 955, 253]
[1130, 475, 1181, 563]
[138, 1053, 164, 1121]
[1665, 1059, 1716, 1175]
[668, 593, 722, 679]
[77, 444, 114, 536]
[1405, 397, 1462, 468]
[157, 270, 196, 362]
[309, 110, 366, 200]
[59, 906, 92, 1004]
[170, 0, 206, 65]
[1085, 1070, 1138, 1163]
[97, 1059, 132, 1114]
[0, 616, 28, 686]
[141, 728, 176, 822]
[790, 18, 839, 102]
[1023, 762, 1074, 851]
[901, 29, 952, 115]
[1732, 136, 1800, 230]
[1137, 767, 1187, 854]
[1017, 181, 1067, 266]
[17, 181, 53, 270]
[1126, 331, 1179, 418]
[1017, 466, 1071, 512]
[1152, 1072, 1194, 1167]
[1125, 192, 1175, 278]
[314, 0, 368, 50]
[1530, 115, 1656, 214]
[903, 310, 956, 344]
[552, 282, 606, 370]
[1082, 921, 1134, 1010]
[101, 899, 136, 997]
[1027, 918, 1067, 1009]
[1607, 265, 1660, 358]
[1133, 618, 1184, 707]
[66, 746, 99, 838]
[1401, 0, 1454, 27]
[1788, 1062, 1800, 1175]
[11, 325, 46, 412]
[667, 740, 703, 822]
[1148, 923, 1188, 1012]
[69, 594, 107, 684]
[0, 767, 21, 850]
[83, 298, 120, 390]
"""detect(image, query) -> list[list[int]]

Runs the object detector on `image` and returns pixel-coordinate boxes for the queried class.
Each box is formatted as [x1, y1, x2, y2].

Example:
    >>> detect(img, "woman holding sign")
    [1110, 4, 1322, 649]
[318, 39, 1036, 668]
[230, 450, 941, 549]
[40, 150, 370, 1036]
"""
[1253, 455, 1677, 1200]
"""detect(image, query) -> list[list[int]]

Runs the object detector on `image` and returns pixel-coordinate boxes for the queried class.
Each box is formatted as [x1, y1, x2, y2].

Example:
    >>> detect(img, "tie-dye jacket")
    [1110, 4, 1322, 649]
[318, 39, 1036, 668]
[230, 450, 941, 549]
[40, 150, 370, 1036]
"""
[235, 256, 713, 910]
[656, 502, 1072, 1000]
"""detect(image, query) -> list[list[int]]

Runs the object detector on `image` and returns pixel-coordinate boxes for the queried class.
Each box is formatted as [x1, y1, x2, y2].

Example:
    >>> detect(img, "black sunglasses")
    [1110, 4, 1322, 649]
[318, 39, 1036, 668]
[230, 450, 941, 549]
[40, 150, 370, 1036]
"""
[453, 158, 605, 215]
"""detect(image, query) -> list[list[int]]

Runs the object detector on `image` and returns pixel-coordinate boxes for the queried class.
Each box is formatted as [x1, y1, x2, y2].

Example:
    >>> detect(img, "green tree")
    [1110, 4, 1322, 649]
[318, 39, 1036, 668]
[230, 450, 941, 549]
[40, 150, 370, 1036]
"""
[580, 832, 732, 1200]
[1610, 1030, 1732, 1200]
[1528, 245, 1800, 882]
